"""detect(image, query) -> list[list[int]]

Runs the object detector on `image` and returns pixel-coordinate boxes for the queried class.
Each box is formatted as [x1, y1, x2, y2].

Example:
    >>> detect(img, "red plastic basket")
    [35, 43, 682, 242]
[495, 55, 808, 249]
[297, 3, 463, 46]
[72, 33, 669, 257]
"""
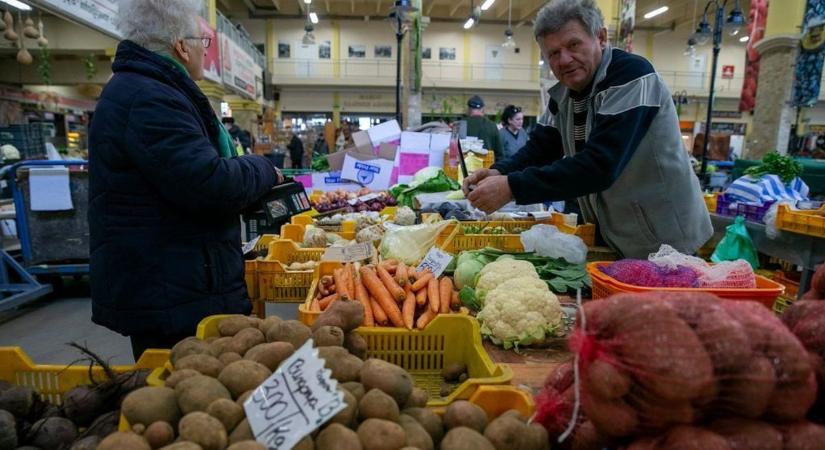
[587, 261, 785, 308]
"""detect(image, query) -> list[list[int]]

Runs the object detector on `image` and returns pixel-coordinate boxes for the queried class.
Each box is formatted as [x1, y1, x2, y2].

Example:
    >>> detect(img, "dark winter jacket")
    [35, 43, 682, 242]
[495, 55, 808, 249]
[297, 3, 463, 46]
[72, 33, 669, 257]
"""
[88, 40, 278, 337]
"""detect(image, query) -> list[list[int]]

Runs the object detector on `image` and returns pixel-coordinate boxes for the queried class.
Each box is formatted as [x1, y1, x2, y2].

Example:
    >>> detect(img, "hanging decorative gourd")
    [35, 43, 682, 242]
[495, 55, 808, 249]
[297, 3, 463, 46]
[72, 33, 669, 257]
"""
[3, 11, 17, 42]
[23, 16, 39, 39]
[36, 17, 47, 47]
[17, 39, 32, 65]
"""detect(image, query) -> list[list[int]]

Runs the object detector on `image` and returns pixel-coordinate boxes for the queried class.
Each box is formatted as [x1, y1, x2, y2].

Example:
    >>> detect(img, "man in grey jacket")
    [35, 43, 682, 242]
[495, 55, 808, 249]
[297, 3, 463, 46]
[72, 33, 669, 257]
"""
[464, 0, 712, 258]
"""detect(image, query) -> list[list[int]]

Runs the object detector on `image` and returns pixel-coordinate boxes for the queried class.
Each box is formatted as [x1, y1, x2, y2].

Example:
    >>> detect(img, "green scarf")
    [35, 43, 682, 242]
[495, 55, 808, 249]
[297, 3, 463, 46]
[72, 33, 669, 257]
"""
[158, 53, 239, 158]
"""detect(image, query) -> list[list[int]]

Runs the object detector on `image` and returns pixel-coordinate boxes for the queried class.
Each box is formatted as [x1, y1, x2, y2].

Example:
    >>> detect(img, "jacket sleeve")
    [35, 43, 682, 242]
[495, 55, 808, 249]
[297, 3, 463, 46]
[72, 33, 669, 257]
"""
[124, 92, 277, 215]
[491, 123, 565, 174]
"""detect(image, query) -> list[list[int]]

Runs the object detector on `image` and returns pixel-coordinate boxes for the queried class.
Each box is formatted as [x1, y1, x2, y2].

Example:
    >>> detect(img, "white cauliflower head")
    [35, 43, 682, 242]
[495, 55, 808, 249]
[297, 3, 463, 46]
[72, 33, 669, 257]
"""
[476, 276, 563, 349]
[475, 259, 539, 300]
[394, 206, 416, 226]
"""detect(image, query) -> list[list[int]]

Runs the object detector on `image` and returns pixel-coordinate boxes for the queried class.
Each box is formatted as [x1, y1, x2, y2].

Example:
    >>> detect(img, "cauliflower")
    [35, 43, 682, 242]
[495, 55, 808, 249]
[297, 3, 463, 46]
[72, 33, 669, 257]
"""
[394, 206, 416, 226]
[303, 226, 328, 248]
[476, 276, 563, 349]
[475, 259, 539, 300]
[356, 224, 385, 244]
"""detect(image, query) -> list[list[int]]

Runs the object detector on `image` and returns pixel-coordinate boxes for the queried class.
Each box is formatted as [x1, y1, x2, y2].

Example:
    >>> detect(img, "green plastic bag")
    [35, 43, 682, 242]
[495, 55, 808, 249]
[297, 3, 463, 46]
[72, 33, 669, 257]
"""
[711, 216, 759, 269]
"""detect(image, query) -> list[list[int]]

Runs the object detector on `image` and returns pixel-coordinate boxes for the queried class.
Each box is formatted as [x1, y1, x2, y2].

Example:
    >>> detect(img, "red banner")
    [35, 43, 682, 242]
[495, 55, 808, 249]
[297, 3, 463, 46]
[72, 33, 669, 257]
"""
[199, 16, 221, 84]
[739, 0, 769, 112]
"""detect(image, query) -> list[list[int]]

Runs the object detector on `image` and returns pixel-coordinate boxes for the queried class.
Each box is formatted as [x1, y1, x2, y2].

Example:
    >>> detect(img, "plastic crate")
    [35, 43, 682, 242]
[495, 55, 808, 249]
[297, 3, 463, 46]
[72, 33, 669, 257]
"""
[0, 347, 169, 405]
[716, 194, 774, 223]
[775, 204, 825, 238]
[443, 151, 495, 181]
[244, 234, 280, 302]
[550, 212, 597, 247]
[704, 193, 719, 213]
[256, 240, 325, 305]
[434, 215, 595, 253]
[587, 261, 785, 308]
[282, 222, 356, 241]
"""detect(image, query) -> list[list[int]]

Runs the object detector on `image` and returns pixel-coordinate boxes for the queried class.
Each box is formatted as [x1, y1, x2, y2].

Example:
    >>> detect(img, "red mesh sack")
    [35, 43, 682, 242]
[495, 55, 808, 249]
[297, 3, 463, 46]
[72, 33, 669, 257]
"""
[783, 300, 825, 421]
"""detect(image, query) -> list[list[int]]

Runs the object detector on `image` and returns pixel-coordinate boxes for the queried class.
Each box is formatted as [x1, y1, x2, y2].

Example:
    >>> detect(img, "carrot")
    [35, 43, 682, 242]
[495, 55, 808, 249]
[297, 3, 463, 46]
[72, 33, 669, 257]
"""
[411, 272, 433, 292]
[333, 268, 348, 299]
[416, 288, 427, 306]
[427, 277, 440, 313]
[376, 264, 406, 302]
[318, 293, 338, 310]
[346, 263, 357, 300]
[416, 308, 436, 329]
[355, 271, 374, 327]
[451, 290, 459, 308]
[370, 296, 388, 325]
[310, 297, 321, 312]
[439, 277, 453, 314]
[402, 290, 415, 330]
[360, 267, 405, 327]
[396, 262, 408, 287]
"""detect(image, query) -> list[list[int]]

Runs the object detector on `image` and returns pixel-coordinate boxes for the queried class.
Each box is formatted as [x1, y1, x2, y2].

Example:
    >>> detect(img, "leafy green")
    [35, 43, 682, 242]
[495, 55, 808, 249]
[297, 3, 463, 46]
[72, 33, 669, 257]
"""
[389, 170, 460, 208]
[311, 155, 330, 171]
[744, 152, 803, 183]
[459, 286, 483, 311]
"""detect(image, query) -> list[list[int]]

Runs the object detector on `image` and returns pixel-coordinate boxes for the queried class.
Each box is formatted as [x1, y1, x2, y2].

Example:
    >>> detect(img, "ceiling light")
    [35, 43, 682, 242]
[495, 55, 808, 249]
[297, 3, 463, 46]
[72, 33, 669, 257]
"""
[725, 6, 746, 36]
[692, 20, 712, 45]
[643, 6, 668, 19]
[480, 0, 495, 11]
[539, 60, 544, 66]
[309, 12, 318, 24]
[303, 0, 311, 3]
[0, 0, 32, 11]
[739, 35, 749, 42]
[502, 29, 516, 48]
[463, 17, 475, 29]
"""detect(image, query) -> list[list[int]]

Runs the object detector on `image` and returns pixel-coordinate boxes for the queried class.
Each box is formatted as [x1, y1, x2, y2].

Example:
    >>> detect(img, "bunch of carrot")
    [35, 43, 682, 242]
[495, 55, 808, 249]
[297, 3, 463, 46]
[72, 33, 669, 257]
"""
[309, 259, 460, 329]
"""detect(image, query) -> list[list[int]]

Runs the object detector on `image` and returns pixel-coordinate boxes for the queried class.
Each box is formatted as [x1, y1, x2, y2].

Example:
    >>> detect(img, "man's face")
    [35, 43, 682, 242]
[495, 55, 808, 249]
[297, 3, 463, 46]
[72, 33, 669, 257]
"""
[541, 20, 607, 93]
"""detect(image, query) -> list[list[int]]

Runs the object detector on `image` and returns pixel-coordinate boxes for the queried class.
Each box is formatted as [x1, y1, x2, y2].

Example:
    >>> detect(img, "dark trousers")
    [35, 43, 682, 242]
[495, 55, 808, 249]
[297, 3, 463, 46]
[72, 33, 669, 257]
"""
[290, 151, 303, 169]
[130, 332, 191, 361]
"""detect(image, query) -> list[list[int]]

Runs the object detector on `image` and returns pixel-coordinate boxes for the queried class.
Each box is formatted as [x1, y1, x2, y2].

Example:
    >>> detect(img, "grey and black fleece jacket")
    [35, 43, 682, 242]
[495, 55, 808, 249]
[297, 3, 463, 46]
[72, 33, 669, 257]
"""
[493, 46, 712, 258]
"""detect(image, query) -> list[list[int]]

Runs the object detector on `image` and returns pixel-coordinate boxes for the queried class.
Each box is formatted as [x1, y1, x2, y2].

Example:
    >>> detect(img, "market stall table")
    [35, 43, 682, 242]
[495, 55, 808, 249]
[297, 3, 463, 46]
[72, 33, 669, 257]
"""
[484, 342, 571, 392]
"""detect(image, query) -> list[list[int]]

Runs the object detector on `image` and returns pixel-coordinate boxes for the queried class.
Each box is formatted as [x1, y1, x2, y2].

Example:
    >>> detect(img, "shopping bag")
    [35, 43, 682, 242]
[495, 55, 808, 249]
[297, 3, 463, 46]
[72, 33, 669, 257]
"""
[711, 216, 759, 269]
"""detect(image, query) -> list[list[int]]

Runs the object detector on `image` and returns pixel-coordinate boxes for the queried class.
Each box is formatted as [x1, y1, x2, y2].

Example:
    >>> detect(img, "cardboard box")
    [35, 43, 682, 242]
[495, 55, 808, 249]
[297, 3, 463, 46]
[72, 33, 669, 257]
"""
[351, 131, 374, 155]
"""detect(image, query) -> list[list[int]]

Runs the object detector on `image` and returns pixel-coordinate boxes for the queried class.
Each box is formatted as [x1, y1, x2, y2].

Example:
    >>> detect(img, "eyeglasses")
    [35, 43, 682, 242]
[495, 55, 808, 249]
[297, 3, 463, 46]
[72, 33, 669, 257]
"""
[184, 36, 212, 48]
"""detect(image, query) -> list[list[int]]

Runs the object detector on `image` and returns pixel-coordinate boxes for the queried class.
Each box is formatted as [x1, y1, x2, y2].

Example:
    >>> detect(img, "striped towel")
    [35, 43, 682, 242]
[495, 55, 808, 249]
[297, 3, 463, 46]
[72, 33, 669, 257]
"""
[725, 175, 809, 205]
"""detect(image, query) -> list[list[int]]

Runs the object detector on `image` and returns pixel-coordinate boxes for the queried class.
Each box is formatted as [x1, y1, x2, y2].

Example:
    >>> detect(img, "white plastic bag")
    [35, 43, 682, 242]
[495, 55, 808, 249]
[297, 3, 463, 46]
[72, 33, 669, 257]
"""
[379, 220, 454, 265]
[520, 224, 587, 264]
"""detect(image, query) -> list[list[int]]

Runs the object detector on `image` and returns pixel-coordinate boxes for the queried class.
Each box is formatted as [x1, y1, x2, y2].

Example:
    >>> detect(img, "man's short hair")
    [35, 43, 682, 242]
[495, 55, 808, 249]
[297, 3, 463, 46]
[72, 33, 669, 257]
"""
[534, 0, 604, 40]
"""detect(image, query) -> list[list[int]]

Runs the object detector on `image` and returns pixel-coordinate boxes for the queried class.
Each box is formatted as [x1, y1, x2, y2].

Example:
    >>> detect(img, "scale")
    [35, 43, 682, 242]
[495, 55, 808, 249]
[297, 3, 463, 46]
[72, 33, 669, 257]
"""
[242, 178, 311, 242]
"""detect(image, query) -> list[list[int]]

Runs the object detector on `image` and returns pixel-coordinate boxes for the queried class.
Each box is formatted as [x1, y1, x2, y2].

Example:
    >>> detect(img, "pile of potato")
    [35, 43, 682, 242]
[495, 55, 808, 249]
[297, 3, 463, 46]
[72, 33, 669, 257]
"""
[102, 302, 550, 450]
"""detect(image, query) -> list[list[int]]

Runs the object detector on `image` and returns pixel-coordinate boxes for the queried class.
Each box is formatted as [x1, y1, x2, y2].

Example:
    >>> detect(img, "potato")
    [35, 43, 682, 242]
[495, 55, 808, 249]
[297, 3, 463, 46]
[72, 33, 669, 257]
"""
[402, 408, 443, 444]
[443, 400, 487, 433]
[483, 416, 525, 450]
[331, 389, 358, 426]
[320, 347, 364, 383]
[98, 432, 152, 450]
[498, 410, 527, 423]
[779, 421, 825, 450]
[710, 418, 782, 450]
[144, 421, 175, 449]
[159, 443, 203, 450]
[344, 333, 368, 360]
[218, 360, 272, 398]
[767, 375, 818, 422]
[229, 418, 253, 444]
[523, 423, 550, 450]
[313, 300, 365, 333]
[165, 369, 201, 389]
[68, 435, 100, 450]
[122, 387, 181, 427]
[172, 338, 212, 365]
[294, 435, 313, 450]
[404, 388, 428, 408]
[341, 382, 366, 401]
[399, 415, 434, 450]
[259, 316, 283, 334]
[441, 362, 467, 383]
[219, 352, 243, 366]
[175, 375, 232, 414]
[360, 359, 414, 405]
[244, 342, 294, 371]
[317, 422, 363, 450]
[236, 391, 253, 407]
[660, 426, 730, 450]
[0, 385, 34, 417]
[582, 394, 638, 437]
[206, 398, 244, 432]
[716, 357, 776, 418]
[0, 409, 15, 450]
[440, 427, 494, 450]
[208, 337, 232, 356]
[314, 326, 345, 347]
[584, 359, 630, 400]
[133, 423, 146, 434]
[357, 418, 406, 450]
[178, 412, 228, 450]
[267, 320, 312, 348]
[219, 316, 255, 336]
[359, 389, 400, 422]
[175, 354, 224, 378]
[226, 441, 266, 450]
[227, 328, 266, 356]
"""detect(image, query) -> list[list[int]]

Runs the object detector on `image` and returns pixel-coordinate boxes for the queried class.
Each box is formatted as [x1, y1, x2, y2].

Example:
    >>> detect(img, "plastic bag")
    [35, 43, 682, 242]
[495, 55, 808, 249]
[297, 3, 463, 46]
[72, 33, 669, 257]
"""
[379, 220, 453, 265]
[520, 224, 587, 264]
[711, 216, 759, 270]
[649, 244, 755, 288]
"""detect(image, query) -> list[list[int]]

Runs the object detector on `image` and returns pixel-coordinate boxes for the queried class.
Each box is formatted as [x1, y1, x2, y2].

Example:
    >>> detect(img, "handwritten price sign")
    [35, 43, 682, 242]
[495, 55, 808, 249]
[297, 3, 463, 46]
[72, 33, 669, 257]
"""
[416, 247, 453, 278]
[244, 340, 346, 449]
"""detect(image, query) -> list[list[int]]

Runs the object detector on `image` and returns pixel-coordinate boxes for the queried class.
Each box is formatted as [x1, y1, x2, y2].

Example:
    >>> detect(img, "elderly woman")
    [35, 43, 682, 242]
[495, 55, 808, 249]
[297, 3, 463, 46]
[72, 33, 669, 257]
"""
[498, 105, 528, 159]
[89, 0, 282, 359]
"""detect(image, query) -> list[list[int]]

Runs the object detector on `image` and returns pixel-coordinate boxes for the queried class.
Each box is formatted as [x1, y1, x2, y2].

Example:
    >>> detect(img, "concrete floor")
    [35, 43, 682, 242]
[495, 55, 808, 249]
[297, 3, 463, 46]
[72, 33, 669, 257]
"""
[0, 281, 300, 365]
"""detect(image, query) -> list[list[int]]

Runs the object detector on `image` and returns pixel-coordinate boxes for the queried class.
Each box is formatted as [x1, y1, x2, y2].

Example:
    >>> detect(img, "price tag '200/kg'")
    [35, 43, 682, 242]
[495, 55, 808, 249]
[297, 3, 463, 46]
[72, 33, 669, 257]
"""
[244, 340, 346, 449]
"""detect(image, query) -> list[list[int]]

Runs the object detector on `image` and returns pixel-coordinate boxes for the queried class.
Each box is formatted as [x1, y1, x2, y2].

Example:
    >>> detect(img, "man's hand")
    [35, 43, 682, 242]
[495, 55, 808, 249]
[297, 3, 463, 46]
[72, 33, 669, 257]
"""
[467, 175, 513, 214]
[274, 167, 284, 184]
[462, 168, 501, 196]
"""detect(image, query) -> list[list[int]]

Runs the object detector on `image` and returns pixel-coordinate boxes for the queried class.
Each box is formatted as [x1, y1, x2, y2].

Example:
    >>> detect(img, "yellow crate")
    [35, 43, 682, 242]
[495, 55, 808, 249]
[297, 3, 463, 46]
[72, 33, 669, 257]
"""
[434, 215, 595, 253]
[776, 204, 825, 239]
[443, 151, 495, 181]
[282, 222, 356, 241]
[244, 234, 280, 303]
[0, 347, 170, 405]
[550, 213, 596, 247]
[190, 310, 513, 409]
[256, 240, 325, 305]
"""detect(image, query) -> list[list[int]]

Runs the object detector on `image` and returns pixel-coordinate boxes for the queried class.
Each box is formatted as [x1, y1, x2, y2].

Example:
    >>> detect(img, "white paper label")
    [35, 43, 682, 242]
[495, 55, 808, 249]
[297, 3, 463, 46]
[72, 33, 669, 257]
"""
[244, 340, 346, 450]
[322, 242, 375, 263]
[416, 247, 453, 278]
[243, 236, 262, 255]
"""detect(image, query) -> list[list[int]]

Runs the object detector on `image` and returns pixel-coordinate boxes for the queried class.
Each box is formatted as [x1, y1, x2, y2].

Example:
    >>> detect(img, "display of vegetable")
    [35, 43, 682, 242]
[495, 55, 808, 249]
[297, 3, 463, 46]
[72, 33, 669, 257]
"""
[311, 154, 330, 171]
[313, 188, 397, 213]
[390, 168, 460, 209]
[309, 260, 463, 329]
[744, 151, 804, 183]
[393, 206, 417, 226]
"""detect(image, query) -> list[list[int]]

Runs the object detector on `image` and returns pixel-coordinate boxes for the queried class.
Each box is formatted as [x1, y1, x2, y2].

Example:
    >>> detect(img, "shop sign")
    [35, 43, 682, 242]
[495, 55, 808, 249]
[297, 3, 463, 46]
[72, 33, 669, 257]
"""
[199, 17, 221, 84]
[341, 93, 395, 112]
[722, 65, 735, 79]
[30, 0, 120, 39]
[0, 86, 96, 112]
[712, 110, 742, 119]
[220, 33, 263, 100]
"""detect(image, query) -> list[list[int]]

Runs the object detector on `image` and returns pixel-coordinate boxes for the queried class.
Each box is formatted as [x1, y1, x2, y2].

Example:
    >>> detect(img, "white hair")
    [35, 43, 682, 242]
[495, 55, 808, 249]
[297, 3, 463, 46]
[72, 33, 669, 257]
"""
[534, 0, 604, 39]
[117, 0, 200, 52]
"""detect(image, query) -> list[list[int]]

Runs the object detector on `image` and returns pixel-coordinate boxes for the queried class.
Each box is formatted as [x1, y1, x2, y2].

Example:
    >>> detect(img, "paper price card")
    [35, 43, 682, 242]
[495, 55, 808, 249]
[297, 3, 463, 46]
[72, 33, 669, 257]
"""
[244, 340, 346, 450]
[322, 242, 375, 263]
[242, 235, 261, 255]
[416, 247, 453, 278]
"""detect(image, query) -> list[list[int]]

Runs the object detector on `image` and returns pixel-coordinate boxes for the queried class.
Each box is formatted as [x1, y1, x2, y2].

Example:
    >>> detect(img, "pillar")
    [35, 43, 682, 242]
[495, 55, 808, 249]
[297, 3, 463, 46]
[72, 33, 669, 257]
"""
[227, 97, 263, 137]
[744, 0, 806, 158]
[197, 80, 225, 116]
[404, 3, 425, 128]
